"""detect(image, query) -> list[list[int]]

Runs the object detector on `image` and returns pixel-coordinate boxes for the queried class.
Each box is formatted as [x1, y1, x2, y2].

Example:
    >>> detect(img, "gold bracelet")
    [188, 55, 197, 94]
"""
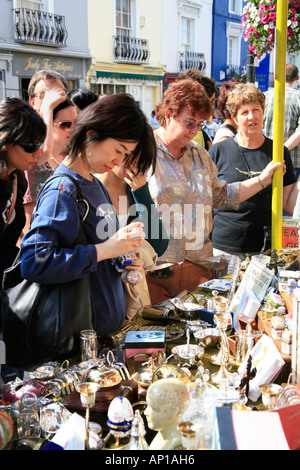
[257, 175, 266, 189]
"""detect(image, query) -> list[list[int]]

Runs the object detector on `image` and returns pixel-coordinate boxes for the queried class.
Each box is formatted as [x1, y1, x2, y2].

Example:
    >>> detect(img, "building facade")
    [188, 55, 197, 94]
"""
[161, 0, 213, 91]
[211, 0, 248, 83]
[0, 0, 91, 100]
[87, 0, 165, 121]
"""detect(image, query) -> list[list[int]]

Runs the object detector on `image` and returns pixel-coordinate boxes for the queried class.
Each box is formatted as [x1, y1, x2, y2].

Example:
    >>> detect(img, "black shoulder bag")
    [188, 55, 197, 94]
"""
[0, 173, 93, 371]
[221, 124, 237, 135]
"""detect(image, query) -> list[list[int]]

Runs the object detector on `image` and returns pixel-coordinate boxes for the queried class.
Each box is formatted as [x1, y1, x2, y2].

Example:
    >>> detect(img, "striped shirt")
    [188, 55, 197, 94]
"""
[263, 84, 300, 168]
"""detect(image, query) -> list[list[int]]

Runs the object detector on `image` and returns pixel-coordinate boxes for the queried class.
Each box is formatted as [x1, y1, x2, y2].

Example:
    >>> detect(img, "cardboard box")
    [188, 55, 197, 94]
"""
[124, 330, 166, 358]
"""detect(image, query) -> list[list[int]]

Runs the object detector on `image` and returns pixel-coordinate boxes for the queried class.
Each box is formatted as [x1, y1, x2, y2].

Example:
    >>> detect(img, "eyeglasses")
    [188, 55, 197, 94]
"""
[178, 116, 205, 131]
[53, 121, 73, 131]
[19, 142, 44, 153]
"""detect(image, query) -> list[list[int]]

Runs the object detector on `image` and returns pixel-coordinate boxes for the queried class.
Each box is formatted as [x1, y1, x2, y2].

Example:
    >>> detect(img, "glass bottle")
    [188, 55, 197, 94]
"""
[17, 392, 41, 438]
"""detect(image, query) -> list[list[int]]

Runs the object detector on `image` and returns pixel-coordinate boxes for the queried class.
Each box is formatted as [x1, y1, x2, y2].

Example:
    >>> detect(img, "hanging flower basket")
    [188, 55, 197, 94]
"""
[242, 0, 300, 58]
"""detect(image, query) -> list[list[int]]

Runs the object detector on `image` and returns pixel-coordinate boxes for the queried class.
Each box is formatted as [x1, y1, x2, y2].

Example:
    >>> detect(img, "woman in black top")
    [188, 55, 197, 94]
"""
[0, 97, 46, 289]
[0, 97, 46, 384]
[209, 83, 299, 258]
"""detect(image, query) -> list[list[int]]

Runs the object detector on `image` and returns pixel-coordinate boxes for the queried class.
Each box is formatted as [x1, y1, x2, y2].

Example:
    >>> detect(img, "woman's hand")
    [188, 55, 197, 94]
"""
[125, 258, 144, 272]
[95, 222, 145, 262]
[259, 160, 282, 187]
[124, 169, 147, 191]
[40, 87, 67, 117]
[240, 160, 284, 202]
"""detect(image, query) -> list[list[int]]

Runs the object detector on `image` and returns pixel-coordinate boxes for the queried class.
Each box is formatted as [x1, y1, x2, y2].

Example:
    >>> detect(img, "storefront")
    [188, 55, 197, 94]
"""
[7, 51, 90, 100]
[89, 69, 164, 122]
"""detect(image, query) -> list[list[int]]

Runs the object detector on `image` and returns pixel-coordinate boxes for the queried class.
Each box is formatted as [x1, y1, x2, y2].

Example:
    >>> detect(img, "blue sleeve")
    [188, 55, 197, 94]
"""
[20, 182, 98, 284]
[130, 182, 169, 257]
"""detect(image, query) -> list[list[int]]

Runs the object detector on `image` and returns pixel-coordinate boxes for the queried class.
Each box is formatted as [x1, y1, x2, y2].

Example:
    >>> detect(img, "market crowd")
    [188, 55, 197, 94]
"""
[1, 64, 300, 384]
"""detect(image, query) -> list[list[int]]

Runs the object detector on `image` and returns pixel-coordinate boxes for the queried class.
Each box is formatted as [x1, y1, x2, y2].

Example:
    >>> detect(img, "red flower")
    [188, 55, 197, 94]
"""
[261, 14, 269, 23]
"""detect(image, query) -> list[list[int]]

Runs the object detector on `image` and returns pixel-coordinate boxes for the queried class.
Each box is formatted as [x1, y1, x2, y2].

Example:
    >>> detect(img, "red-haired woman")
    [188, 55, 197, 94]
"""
[146, 79, 282, 304]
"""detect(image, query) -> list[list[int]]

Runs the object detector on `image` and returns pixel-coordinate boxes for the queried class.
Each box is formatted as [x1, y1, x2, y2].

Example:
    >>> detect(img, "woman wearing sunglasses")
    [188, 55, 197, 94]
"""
[50, 97, 78, 170]
[23, 97, 77, 197]
[20, 93, 157, 339]
[146, 80, 283, 305]
[0, 97, 46, 291]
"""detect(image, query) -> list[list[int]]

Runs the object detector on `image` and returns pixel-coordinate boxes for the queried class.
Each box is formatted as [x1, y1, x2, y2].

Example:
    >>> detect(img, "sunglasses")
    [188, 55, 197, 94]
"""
[19, 142, 44, 153]
[53, 121, 73, 131]
[178, 116, 205, 131]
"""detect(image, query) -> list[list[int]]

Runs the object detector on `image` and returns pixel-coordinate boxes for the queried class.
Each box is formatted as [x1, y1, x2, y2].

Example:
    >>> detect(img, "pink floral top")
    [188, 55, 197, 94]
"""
[23, 163, 53, 204]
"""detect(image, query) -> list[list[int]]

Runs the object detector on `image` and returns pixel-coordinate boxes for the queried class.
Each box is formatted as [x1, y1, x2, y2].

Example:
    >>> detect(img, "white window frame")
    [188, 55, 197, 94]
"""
[180, 16, 194, 52]
[228, 0, 243, 16]
[226, 21, 243, 66]
[178, 1, 202, 54]
[14, 0, 44, 10]
[114, 0, 139, 38]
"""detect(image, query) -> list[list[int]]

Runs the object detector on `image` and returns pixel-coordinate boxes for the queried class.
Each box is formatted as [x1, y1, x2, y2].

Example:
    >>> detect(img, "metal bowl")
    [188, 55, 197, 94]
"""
[171, 344, 204, 361]
[193, 327, 221, 348]
[82, 368, 122, 390]
[131, 370, 154, 389]
[152, 364, 191, 385]
[171, 298, 207, 320]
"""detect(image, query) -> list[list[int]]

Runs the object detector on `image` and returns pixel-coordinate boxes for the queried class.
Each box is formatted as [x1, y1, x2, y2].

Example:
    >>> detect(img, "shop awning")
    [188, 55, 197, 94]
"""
[96, 71, 164, 81]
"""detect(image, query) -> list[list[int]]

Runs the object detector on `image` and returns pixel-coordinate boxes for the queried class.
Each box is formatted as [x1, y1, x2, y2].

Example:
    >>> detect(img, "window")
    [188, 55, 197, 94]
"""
[16, 0, 43, 10]
[180, 17, 193, 52]
[228, 0, 243, 15]
[91, 83, 126, 95]
[226, 22, 243, 66]
[116, 0, 132, 38]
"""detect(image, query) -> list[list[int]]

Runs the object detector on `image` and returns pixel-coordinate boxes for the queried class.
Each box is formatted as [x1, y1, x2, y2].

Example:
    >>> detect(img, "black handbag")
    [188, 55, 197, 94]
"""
[0, 173, 93, 371]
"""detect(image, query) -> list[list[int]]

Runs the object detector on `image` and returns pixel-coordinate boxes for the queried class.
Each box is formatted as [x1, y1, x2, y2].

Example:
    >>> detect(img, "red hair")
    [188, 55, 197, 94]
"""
[156, 80, 212, 127]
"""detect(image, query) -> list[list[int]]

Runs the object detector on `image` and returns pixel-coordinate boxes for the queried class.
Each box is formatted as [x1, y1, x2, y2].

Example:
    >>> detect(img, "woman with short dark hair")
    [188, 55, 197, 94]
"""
[0, 97, 46, 288]
[69, 88, 98, 111]
[20, 93, 156, 337]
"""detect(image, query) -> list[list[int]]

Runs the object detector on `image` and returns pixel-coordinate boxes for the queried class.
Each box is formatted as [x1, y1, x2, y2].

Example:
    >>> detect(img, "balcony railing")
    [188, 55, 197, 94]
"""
[226, 64, 247, 81]
[13, 8, 68, 47]
[179, 51, 206, 73]
[113, 36, 150, 64]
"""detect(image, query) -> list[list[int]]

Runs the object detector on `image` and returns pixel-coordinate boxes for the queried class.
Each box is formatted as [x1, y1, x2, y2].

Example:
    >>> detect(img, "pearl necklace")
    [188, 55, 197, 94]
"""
[50, 155, 61, 168]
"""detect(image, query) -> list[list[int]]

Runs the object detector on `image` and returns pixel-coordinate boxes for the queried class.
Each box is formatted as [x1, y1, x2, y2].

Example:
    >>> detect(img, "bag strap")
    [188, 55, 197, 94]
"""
[37, 172, 89, 221]
[3, 174, 18, 232]
[221, 123, 237, 135]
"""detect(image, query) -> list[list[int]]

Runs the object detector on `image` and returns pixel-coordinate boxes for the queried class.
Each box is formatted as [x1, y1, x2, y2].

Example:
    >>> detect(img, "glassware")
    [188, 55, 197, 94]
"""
[40, 403, 72, 439]
[17, 392, 41, 438]
[178, 421, 199, 450]
[182, 381, 218, 450]
[276, 383, 300, 409]
[80, 329, 98, 362]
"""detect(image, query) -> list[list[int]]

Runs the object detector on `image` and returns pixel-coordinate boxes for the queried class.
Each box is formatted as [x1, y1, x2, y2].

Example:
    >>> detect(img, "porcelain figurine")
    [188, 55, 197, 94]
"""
[144, 378, 190, 450]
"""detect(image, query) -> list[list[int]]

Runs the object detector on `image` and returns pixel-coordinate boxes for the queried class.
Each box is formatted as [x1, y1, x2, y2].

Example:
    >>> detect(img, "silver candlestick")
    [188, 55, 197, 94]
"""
[76, 382, 100, 450]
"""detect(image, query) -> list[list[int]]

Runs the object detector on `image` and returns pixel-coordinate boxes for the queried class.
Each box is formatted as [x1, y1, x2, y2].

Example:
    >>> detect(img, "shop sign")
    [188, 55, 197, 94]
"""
[13, 53, 84, 79]
[282, 217, 299, 249]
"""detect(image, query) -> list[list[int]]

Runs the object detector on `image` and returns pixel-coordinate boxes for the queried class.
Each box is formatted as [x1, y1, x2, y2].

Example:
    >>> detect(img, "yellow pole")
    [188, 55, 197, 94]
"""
[271, 0, 288, 251]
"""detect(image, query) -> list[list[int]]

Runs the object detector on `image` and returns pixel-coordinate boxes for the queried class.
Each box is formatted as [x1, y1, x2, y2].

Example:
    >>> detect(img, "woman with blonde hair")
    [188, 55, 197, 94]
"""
[209, 82, 299, 261]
